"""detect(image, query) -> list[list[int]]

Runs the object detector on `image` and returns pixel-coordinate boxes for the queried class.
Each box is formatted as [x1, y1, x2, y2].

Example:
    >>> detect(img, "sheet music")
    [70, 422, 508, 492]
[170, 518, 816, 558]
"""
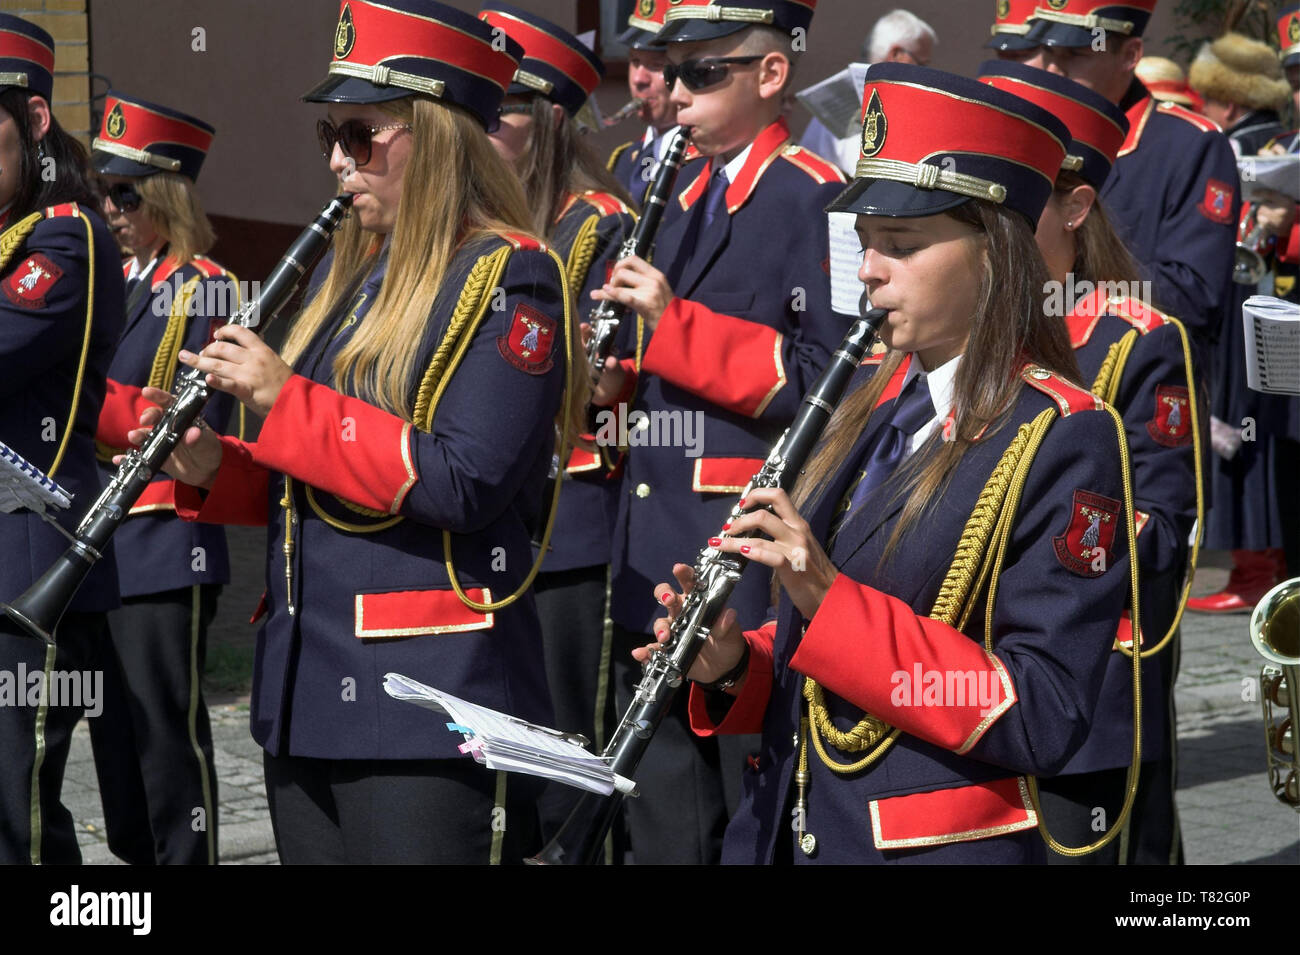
[0, 440, 73, 515]
[828, 212, 867, 317]
[1238, 154, 1300, 203]
[1243, 295, 1300, 395]
[796, 63, 870, 139]
[383, 673, 635, 796]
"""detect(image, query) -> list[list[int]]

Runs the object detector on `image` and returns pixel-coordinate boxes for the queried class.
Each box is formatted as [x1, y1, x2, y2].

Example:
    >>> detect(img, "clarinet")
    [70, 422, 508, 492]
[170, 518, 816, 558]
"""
[2, 194, 354, 644]
[532, 306, 890, 864]
[585, 128, 690, 390]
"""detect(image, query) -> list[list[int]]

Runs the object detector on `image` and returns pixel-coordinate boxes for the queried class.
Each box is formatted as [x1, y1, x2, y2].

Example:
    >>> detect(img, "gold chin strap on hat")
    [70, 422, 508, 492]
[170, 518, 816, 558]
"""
[663, 5, 774, 25]
[327, 60, 447, 99]
[90, 139, 182, 173]
[853, 157, 1009, 204]
[1031, 7, 1135, 35]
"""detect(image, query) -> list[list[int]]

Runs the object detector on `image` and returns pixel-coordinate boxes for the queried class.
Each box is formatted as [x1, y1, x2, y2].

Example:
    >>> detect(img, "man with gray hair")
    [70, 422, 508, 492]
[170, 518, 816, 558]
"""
[799, 8, 937, 172]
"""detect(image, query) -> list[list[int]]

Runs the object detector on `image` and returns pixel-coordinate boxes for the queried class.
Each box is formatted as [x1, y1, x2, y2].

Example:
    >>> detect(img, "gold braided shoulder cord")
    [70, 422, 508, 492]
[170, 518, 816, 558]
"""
[564, 213, 602, 303]
[147, 276, 202, 392]
[975, 403, 1143, 857]
[1091, 320, 1203, 660]
[803, 411, 1054, 774]
[442, 245, 577, 614]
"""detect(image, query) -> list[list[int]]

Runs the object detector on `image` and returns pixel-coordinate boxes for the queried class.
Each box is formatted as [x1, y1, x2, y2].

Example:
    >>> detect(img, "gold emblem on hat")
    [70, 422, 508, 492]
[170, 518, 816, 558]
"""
[997, 0, 1010, 20]
[1290, 15, 1299, 44]
[860, 89, 887, 159]
[639, 0, 656, 16]
[335, 2, 356, 60]
[105, 102, 126, 140]
[1047, 0, 1068, 9]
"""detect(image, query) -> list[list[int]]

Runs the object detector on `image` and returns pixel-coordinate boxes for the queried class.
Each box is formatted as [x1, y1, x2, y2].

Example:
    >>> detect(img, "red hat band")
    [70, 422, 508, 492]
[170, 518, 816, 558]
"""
[992, 0, 1039, 35]
[1030, 0, 1157, 37]
[628, 0, 671, 33]
[479, 9, 601, 97]
[95, 98, 213, 174]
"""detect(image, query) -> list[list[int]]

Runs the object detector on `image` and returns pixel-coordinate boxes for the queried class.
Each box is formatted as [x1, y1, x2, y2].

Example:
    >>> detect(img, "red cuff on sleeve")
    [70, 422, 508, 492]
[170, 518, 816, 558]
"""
[642, 298, 786, 418]
[688, 622, 776, 736]
[791, 575, 1017, 755]
[174, 435, 269, 526]
[1281, 217, 1299, 264]
[252, 374, 417, 514]
[96, 379, 152, 449]
[592, 357, 639, 409]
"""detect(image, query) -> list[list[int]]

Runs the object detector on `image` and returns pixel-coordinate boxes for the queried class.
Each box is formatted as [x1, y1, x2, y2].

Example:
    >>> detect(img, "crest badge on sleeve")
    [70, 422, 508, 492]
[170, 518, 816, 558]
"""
[498, 303, 556, 375]
[1197, 178, 1234, 224]
[1054, 489, 1121, 577]
[4, 254, 64, 310]
[1147, 384, 1192, 447]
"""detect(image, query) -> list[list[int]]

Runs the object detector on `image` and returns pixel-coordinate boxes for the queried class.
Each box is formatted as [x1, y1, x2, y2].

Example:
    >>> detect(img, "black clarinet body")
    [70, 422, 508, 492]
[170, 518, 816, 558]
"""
[584, 129, 690, 389]
[2, 194, 354, 644]
[532, 307, 889, 864]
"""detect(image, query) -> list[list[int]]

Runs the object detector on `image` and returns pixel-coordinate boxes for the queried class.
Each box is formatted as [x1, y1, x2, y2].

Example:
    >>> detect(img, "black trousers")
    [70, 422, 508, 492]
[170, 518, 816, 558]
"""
[0, 611, 106, 865]
[612, 624, 756, 865]
[533, 565, 617, 847]
[263, 752, 542, 864]
[88, 584, 220, 865]
[1037, 758, 1183, 864]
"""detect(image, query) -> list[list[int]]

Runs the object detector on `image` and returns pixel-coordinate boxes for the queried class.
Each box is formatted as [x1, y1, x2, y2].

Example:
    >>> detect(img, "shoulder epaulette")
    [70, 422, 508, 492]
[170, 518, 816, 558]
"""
[579, 190, 634, 218]
[779, 144, 848, 184]
[1157, 101, 1221, 133]
[493, 230, 548, 253]
[1021, 365, 1104, 416]
[606, 141, 633, 172]
[1067, 288, 1172, 345]
[42, 202, 83, 219]
[189, 255, 227, 279]
[1105, 295, 1174, 335]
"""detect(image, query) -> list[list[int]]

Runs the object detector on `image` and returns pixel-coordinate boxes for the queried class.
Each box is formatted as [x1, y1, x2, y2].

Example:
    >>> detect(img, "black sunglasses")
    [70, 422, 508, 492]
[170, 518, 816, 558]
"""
[102, 182, 142, 213]
[316, 118, 412, 167]
[663, 56, 762, 92]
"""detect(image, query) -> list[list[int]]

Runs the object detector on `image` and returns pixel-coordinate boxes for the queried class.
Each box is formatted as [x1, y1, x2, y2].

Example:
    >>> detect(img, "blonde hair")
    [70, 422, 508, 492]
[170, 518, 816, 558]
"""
[136, 172, 215, 264]
[282, 96, 586, 433]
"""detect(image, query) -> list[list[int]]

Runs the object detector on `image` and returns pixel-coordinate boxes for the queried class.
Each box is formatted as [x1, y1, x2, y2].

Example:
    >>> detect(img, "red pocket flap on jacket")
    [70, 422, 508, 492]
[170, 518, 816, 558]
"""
[355, 588, 494, 640]
[868, 777, 1037, 850]
[692, 457, 764, 494]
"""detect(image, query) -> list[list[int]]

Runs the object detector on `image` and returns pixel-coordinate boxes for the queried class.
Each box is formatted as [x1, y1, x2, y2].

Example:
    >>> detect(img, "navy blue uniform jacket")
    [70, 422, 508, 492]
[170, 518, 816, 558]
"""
[95, 253, 237, 598]
[610, 119, 850, 634]
[175, 233, 568, 760]
[0, 204, 124, 614]
[691, 360, 1135, 864]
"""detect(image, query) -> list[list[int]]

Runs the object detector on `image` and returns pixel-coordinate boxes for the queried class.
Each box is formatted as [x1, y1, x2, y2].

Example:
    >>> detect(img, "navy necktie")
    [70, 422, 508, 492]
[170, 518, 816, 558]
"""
[700, 166, 729, 233]
[846, 373, 935, 513]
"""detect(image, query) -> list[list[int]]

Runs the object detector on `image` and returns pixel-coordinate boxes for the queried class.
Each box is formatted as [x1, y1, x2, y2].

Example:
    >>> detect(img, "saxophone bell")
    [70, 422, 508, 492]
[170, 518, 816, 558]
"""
[1250, 577, 1300, 810]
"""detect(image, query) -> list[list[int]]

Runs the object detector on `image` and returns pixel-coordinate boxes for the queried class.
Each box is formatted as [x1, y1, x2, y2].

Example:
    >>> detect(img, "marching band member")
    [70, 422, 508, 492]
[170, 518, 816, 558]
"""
[608, 0, 683, 205]
[0, 13, 126, 864]
[1189, 31, 1290, 157]
[87, 92, 236, 866]
[980, 60, 1199, 864]
[646, 64, 1137, 864]
[593, 0, 848, 864]
[475, 1, 636, 846]
[129, 0, 578, 864]
[1025, 0, 1239, 361]
[986, 0, 1041, 61]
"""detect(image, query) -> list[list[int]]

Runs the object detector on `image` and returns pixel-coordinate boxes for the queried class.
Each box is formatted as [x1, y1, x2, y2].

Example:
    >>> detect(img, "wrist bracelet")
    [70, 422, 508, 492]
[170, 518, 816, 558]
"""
[698, 640, 750, 693]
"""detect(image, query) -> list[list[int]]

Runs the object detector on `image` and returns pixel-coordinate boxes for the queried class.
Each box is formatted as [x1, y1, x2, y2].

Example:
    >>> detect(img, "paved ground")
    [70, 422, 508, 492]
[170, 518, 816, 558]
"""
[59, 535, 1300, 864]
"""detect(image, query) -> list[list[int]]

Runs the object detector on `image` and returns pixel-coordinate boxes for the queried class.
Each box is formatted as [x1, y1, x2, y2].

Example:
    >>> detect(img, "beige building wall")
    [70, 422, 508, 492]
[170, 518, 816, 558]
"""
[84, 0, 1191, 232]
[2, 0, 91, 143]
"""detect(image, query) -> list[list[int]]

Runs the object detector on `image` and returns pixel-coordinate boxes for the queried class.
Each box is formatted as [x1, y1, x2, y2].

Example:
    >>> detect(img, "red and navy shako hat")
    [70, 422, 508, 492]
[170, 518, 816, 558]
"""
[92, 93, 215, 181]
[655, 0, 816, 45]
[986, 0, 1040, 52]
[1278, 4, 1300, 70]
[0, 14, 53, 100]
[303, 0, 524, 132]
[826, 63, 1069, 227]
[978, 61, 1127, 190]
[622, 0, 672, 50]
[478, 3, 604, 117]
[1026, 0, 1157, 48]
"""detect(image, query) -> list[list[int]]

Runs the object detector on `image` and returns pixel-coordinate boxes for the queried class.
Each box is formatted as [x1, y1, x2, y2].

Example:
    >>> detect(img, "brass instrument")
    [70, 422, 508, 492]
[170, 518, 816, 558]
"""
[1250, 577, 1300, 810]
[602, 98, 644, 127]
[1233, 206, 1268, 286]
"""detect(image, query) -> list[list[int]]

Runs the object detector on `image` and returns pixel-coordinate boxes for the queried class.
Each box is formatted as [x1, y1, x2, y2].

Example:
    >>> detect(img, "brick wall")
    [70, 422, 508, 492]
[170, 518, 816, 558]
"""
[0, 0, 91, 144]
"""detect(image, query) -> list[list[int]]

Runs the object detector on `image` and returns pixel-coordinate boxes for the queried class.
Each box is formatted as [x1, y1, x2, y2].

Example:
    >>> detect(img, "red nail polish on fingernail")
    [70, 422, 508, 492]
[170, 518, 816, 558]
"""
[740, 545, 751, 554]
[660, 593, 672, 604]
[722, 522, 732, 530]
[708, 537, 721, 547]
[738, 498, 746, 507]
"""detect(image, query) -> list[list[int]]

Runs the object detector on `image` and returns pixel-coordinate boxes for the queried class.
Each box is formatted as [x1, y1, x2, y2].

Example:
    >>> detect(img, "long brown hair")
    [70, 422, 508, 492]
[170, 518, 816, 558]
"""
[1055, 171, 1142, 292]
[793, 200, 1081, 563]
[136, 172, 216, 264]
[513, 96, 634, 234]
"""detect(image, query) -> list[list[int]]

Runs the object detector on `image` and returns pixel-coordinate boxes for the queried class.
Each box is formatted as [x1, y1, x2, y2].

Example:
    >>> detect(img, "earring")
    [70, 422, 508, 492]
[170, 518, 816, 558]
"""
[36, 140, 46, 161]
[1066, 220, 1074, 230]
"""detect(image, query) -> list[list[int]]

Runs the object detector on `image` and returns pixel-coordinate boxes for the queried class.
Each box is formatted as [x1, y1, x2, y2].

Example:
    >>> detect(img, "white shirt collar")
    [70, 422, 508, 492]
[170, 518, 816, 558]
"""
[900, 353, 961, 452]
[127, 255, 159, 283]
[721, 143, 752, 183]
